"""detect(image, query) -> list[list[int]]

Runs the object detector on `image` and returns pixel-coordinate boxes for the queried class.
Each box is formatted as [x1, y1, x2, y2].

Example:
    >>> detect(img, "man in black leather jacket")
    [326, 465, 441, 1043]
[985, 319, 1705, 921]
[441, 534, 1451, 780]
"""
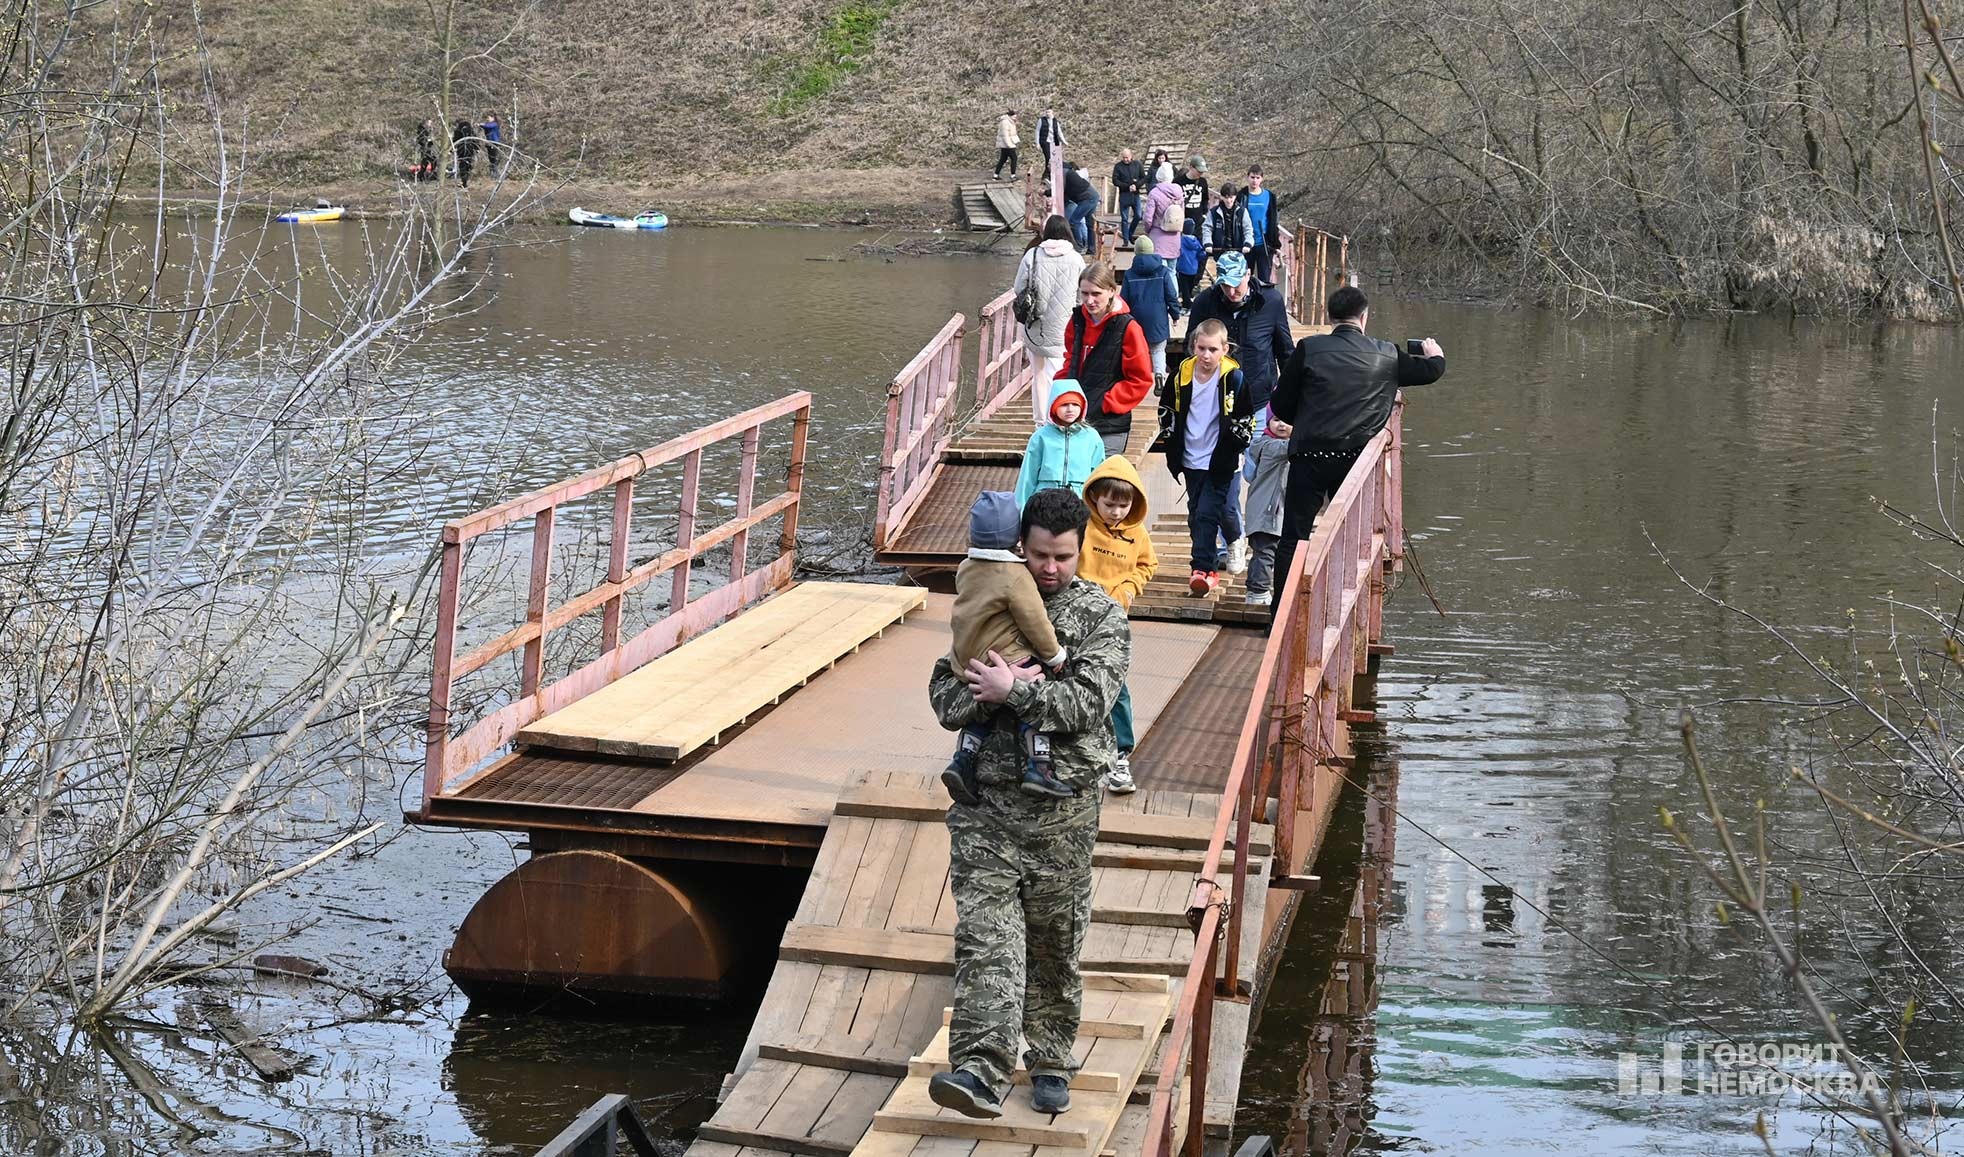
[1267, 285, 1446, 603]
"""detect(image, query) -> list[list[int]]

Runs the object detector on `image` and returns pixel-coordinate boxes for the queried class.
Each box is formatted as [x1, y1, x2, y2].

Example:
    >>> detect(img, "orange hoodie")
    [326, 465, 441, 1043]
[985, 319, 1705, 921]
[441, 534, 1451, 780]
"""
[1077, 454, 1157, 609]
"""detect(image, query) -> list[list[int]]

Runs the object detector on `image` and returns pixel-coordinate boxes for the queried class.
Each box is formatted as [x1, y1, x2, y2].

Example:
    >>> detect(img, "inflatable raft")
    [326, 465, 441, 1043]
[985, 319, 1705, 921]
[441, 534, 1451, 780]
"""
[569, 207, 668, 230]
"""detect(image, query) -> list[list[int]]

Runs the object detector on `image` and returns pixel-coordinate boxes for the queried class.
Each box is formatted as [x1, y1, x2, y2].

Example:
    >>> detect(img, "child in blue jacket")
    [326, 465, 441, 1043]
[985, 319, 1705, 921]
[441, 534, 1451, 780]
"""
[1176, 225, 1205, 310]
[1015, 378, 1106, 508]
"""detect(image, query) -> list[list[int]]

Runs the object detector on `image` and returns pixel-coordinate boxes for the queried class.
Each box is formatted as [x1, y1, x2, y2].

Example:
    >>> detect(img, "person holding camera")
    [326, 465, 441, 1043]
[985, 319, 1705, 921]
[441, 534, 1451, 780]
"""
[1266, 285, 1446, 606]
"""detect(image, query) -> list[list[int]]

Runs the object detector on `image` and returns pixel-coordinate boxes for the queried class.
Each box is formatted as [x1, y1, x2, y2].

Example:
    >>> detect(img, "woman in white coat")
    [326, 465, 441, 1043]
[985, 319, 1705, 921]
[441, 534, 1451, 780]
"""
[1011, 215, 1088, 424]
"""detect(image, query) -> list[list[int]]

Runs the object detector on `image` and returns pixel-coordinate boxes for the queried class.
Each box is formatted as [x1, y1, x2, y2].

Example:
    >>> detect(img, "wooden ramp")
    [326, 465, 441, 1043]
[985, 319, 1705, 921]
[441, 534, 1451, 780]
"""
[958, 183, 1023, 231]
[518, 583, 927, 761]
[686, 770, 1269, 1157]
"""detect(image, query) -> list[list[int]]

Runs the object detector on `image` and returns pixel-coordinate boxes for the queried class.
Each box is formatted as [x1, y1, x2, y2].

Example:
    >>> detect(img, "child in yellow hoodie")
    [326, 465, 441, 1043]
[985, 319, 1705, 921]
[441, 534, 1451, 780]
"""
[1077, 455, 1157, 793]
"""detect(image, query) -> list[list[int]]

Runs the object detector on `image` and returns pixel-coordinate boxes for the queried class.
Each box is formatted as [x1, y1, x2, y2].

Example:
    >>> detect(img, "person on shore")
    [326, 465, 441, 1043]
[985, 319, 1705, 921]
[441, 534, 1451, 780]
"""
[1120, 235, 1180, 384]
[1063, 163, 1100, 253]
[1150, 149, 1174, 186]
[1076, 455, 1155, 794]
[1012, 216, 1087, 424]
[994, 110, 1020, 179]
[1015, 379, 1106, 508]
[1036, 107, 1066, 170]
[414, 119, 437, 181]
[1061, 261, 1154, 456]
[1239, 404, 1291, 607]
[1244, 165, 1278, 287]
[1158, 319, 1251, 596]
[1111, 148, 1145, 246]
[1142, 170, 1185, 269]
[1178, 156, 1210, 223]
[1268, 285, 1447, 603]
[452, 119, 479, 187]
[942, 491, 1073, 806]
[926, 486, 1130, 1121]
[480, 112, 504, 176]
[1176, 225, 1205, 311]
[1203, 183, 1251, 263]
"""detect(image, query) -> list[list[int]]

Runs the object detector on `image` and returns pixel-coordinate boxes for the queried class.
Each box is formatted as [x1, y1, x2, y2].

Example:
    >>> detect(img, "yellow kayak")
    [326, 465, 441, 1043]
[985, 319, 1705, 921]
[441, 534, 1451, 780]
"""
[277, 205, 345, 224]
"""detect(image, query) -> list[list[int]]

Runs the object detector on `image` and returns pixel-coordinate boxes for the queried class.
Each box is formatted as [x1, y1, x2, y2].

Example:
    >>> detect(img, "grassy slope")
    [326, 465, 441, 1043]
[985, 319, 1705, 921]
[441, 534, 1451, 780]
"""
[144, 0, 1310, 223]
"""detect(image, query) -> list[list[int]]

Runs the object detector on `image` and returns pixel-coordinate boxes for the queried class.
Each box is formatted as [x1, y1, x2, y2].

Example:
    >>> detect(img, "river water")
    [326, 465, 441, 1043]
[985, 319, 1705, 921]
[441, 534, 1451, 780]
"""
[8, 223, 1962, 1155]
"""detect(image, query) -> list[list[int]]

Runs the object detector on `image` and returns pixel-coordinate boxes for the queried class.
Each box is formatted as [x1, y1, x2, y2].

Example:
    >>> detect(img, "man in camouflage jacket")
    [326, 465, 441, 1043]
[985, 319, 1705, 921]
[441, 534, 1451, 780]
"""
[925, 487, 1132, 1117]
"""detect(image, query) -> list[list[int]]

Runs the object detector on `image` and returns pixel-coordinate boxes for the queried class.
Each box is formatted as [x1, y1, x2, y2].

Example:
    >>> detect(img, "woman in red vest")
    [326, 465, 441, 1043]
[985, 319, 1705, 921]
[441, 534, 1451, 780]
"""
[1061, 261, 1155, 456]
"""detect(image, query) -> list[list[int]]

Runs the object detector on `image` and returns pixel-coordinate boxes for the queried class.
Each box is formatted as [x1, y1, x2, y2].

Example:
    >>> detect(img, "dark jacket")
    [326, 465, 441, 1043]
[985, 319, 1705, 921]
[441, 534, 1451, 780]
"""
[1120, 253, 1180, 345]
[1112, 159, 1145, 197]
[1179, 171, 1209, 217]
[1272, 323, 1447, 453]
[1204, 201, 1250, 254]
[1159, 355, 1252, 478]
[1185, 282, 1295, 412]
[1064, 166, 1097, 206]
[1036, 114, 1065, 151]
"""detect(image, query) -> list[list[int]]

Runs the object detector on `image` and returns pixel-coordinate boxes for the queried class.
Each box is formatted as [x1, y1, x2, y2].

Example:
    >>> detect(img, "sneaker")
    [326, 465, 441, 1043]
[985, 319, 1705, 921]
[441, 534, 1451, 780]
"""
[1226, 539, 1249, 575]
[929, 1070, 1003, 1119]
[1021, 733, 1076, 799]
[941, 733, 982, 806]
[1030, 1073, 1071, 1114]
[1104, 756, 1137, 795]
[1245, 589, 1273, 607]
[1188, 569, 1210, 596]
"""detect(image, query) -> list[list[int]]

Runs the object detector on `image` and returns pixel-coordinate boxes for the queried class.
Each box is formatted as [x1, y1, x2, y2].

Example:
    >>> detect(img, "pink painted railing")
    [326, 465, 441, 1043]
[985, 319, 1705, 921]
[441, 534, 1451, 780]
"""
[421, 393, 812, 810]
[1139, 399, 1405, 1157]
[973, 290, 1030, 424]
[872, 313, 966, 553]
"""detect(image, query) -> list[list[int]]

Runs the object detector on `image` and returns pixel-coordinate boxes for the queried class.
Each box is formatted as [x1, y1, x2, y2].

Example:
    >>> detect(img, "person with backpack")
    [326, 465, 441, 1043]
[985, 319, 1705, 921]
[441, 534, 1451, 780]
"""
[1060, 261, 1154, 455]
[1012, 216, 1088, 424]
[1203, 183, 1252, 261]
[1142, 173, 1185, 269]
[1119, 235, 1181, 384]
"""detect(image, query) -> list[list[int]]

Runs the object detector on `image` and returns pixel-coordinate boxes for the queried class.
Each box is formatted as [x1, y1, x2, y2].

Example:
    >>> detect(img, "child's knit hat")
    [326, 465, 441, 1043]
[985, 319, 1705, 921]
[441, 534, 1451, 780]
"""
[968, 491, 1020, 551]
[1048, 378, 1087, 423]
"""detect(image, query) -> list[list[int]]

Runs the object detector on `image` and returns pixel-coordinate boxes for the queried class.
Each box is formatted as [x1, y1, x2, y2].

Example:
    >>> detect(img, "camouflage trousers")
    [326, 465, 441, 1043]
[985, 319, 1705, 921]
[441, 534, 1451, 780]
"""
[946, 790, 1100, 1099]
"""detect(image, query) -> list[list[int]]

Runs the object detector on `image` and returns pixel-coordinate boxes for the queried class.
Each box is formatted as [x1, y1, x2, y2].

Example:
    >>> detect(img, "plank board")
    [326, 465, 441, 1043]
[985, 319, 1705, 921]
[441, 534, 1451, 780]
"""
[779, 924, 1188, 978]
[835, 785, 1271, 855]
[633, 598, 1214, 830]
[518, 582, 926, 761]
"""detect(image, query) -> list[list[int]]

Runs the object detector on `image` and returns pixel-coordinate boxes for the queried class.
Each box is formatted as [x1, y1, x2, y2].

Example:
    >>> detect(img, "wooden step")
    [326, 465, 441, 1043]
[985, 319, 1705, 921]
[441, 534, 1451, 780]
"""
[835, 784, 1271, 854]
[778, 923, 1191, 977]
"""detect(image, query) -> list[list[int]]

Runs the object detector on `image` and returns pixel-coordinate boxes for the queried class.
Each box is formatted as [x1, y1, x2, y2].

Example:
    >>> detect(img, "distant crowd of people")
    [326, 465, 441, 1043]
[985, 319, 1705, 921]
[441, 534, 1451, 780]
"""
[412, 113, 506, 186]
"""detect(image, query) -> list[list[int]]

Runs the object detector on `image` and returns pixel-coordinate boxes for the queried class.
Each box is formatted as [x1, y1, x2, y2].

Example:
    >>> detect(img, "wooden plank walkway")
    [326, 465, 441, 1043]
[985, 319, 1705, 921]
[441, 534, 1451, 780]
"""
[517, 584, 927, 761]
[685, 769, 1270, 1157]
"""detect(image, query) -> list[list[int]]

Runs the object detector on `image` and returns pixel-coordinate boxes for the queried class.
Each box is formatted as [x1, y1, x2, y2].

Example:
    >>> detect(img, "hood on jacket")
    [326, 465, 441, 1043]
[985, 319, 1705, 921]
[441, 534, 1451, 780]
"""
[1083, 455, 1149, 530]
[968, 490, 1021, 552]
[1047, 377, 1088, 423]
[1127, 252, 1167, 276]
[1038, 238, 1077, 257]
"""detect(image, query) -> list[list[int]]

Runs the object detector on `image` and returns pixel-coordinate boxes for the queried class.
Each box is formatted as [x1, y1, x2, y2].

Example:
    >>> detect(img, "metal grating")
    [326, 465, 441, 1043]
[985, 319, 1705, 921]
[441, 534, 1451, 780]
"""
[458, 751, 688, 810]
[881, 463, 1019, 560]
[1129, 627, 1268, 795]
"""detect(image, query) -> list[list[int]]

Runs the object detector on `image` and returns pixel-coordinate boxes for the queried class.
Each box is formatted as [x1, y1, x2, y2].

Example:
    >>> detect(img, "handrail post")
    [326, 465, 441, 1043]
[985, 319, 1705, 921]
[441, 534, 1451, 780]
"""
[731, 427, 760, 584]
[601, 479, 633, 653]
[423, 539, 463, 809]
[672, 450, 701, 615]
[521, 505, 555, 698]
[782, 408, 809, 557]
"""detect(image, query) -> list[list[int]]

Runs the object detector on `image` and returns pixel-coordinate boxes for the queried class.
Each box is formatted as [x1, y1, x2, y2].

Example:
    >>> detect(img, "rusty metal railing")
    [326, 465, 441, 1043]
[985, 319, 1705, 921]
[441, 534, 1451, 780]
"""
[871, 314, 965, 554]
[1139, 398, 1404, 1157]
[421, 394, 811, 809]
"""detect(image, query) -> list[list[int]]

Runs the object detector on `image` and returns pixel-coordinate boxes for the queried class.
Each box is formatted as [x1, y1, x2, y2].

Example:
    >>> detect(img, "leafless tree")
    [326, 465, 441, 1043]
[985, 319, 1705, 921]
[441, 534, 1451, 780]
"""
[0, 0, 541, 1024]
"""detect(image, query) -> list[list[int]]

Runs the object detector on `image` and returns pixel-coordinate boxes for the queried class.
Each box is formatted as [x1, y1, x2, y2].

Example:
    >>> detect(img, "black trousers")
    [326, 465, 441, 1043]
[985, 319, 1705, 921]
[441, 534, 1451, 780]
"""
[995, 147, 1018, 177]
[1269, 448, 1363, 614]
